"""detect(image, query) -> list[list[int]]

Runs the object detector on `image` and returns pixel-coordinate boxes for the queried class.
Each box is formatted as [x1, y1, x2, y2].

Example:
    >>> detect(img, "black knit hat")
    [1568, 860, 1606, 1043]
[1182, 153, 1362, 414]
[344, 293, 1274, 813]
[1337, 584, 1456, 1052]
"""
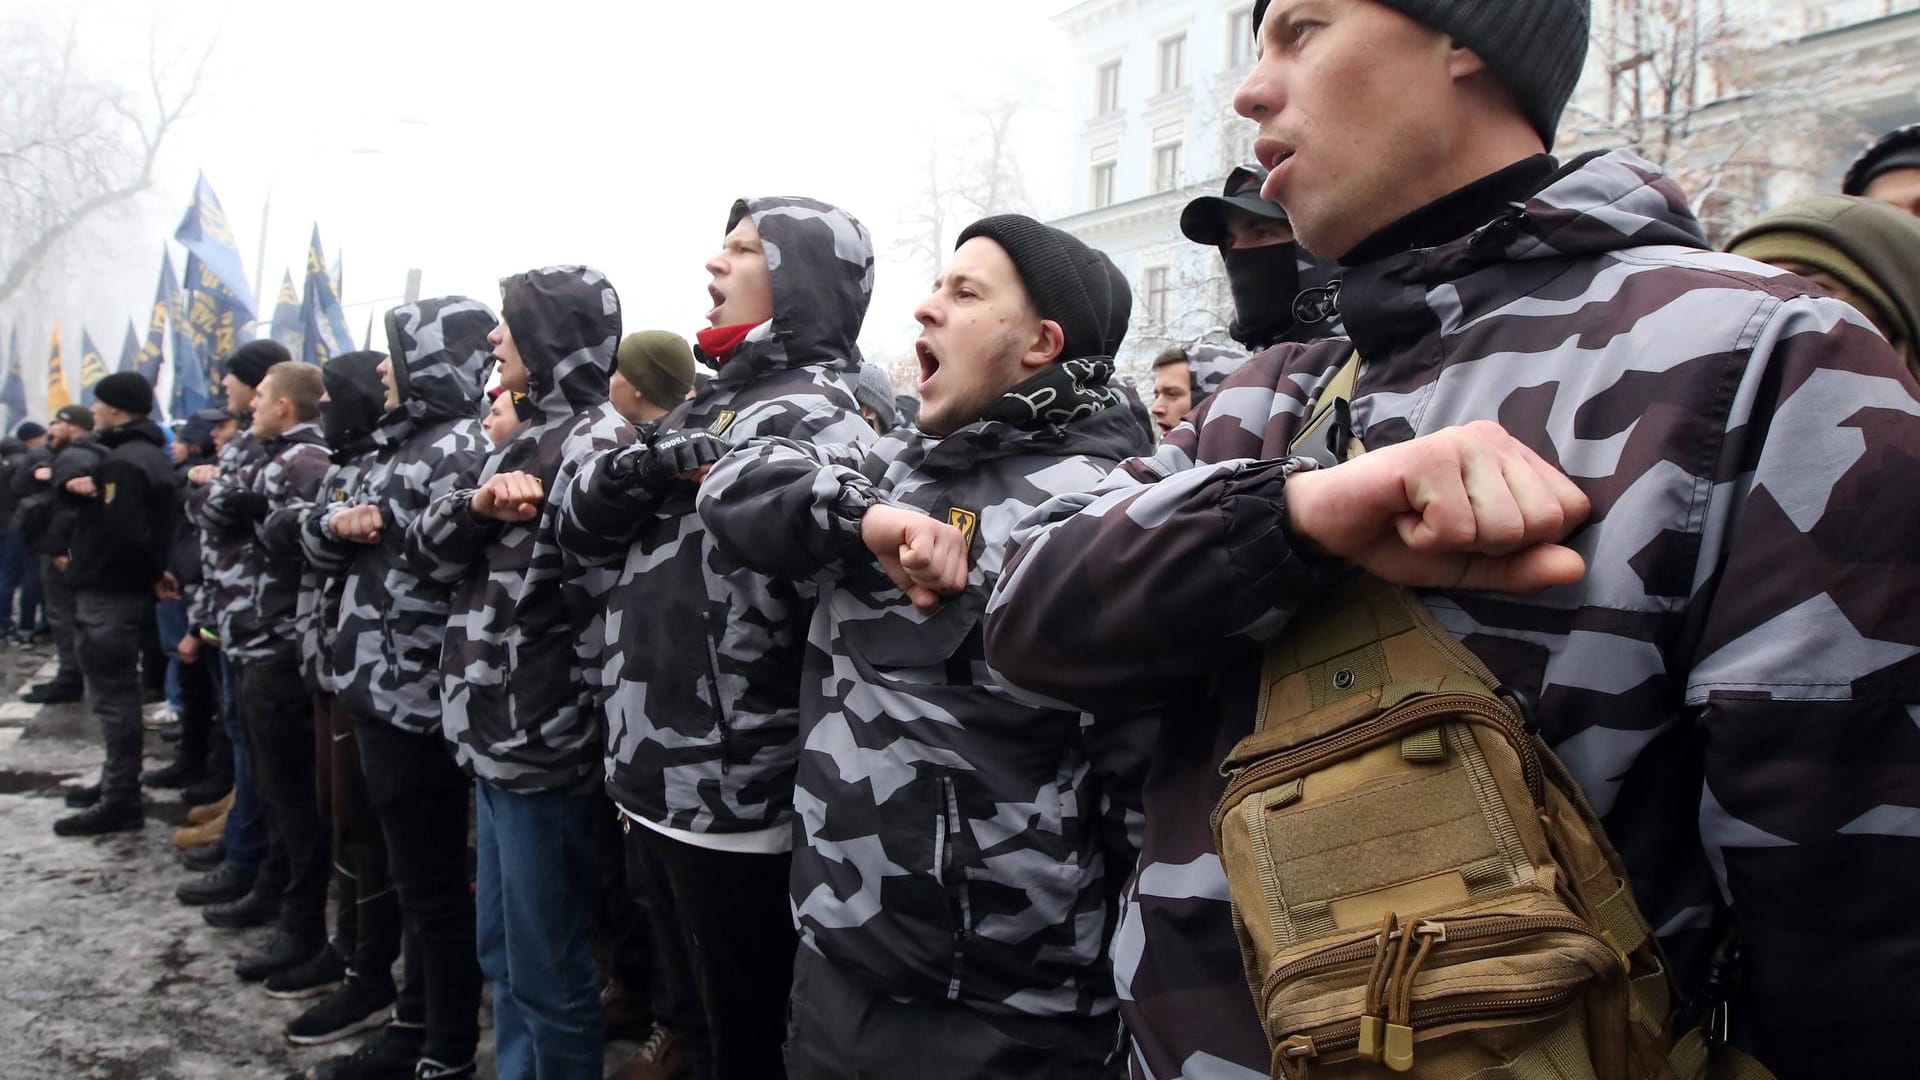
[1251, 0, 1590, 148]
[93, 371, 154, 415]
[955, 215, 1130, 362]
[223, 339, 291, 388]
[14, 421, 45, 441]
[1844, 125, 1920, 197]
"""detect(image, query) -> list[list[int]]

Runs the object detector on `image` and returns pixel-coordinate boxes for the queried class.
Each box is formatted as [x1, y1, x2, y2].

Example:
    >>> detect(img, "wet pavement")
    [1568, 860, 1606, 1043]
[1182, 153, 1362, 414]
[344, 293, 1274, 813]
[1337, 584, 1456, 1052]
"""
[0, 641, 639, 1079]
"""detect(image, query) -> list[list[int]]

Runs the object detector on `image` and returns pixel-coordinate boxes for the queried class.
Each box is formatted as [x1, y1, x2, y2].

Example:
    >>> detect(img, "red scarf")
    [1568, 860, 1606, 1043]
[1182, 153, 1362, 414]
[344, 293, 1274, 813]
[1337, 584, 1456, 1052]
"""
[696, 322, 758, 367]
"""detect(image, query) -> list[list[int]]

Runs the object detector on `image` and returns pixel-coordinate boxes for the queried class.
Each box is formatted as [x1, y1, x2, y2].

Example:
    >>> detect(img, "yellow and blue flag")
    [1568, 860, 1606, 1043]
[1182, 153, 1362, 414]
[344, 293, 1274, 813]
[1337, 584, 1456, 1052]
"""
[173, 173, 256, 321]
[78, 330, 109, 405]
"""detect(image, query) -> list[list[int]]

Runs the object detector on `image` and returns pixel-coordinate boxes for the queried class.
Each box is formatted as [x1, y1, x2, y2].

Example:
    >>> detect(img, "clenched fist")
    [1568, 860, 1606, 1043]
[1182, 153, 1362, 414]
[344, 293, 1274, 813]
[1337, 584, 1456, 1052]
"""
[471, 471, 544, 523]
[1286, 420, 1591, 595]
[860, 504, 969, 612]
[331, 504, 386, 545]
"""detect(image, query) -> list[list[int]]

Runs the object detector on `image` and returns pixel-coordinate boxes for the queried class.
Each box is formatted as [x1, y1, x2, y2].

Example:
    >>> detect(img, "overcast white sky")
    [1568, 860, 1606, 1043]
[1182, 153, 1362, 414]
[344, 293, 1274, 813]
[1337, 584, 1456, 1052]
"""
[2, 0, 1078, 414]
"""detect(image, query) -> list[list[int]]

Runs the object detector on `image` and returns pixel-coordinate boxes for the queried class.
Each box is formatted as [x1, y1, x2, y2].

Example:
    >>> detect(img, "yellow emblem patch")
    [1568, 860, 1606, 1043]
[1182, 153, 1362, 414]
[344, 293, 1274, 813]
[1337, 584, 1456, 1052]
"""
[707, 410, 738, 437]
[947, 507, 978, 549]
[103, 482, 117, 504]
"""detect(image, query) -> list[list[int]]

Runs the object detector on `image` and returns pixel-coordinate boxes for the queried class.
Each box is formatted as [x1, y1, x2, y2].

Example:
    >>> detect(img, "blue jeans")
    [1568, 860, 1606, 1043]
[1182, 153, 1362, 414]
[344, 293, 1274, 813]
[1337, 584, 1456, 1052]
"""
[219, 651, 268, 868]
[475, 782, 602, 1080]
[155, 599, 186, 711]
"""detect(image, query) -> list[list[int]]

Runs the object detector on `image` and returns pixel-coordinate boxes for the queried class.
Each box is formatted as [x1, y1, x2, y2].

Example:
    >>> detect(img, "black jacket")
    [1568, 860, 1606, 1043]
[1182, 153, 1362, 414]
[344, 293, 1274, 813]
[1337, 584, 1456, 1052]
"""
[62, 419, 178, 594]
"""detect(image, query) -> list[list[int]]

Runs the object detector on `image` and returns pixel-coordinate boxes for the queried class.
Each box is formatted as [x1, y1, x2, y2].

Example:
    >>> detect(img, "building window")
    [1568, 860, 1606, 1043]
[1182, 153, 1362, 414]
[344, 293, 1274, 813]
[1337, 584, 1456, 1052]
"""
[1230, 8, 1256, 66]
[1153, 142, 1183, 193]
[1091, 162, 1117, 209]
[1144, 267, 1172, 324]
[1096, 61, 1121, 116]
[1157, 34, 1186, 94]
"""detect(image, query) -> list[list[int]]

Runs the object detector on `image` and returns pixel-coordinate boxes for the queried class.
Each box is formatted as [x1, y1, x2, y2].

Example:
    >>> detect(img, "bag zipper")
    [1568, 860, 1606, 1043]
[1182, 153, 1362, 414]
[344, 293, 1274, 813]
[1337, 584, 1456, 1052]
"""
[1275, 983, 1587, 1079]
[1261, 911, 1598, 1006]
[1215, 693, 1542, 831]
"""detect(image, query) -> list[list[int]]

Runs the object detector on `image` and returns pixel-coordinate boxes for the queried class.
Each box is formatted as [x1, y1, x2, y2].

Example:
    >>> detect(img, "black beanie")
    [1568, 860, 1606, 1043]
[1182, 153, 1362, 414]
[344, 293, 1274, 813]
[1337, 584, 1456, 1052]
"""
[1250, 0, 1590, 148]
[224, 339, 290, 388]
[1844, 125, 1920, 197]
[93, 371, 155, 415]
[956, 215, 1130, 362]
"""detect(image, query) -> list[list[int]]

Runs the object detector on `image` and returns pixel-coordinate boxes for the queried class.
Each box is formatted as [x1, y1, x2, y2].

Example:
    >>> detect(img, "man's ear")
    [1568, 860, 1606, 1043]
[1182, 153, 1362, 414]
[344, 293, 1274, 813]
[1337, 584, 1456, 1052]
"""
[1025, 319, 1066, 370]
[1447, 42, 1488, 81]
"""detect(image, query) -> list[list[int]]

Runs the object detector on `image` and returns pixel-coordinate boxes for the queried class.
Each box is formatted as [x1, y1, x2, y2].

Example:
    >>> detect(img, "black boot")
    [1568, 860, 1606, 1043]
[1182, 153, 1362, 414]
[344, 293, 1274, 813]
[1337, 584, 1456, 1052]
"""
[63, 783, 101, 808]
[307, 1019, 423, 1079]
[180, 842, 227, 872]
[177, 861, 256, 906]
[203, 883, 282, 929]
[53, 800, 144, 837]
[22, 678, 83, 704]
[236, 931, 326, 982]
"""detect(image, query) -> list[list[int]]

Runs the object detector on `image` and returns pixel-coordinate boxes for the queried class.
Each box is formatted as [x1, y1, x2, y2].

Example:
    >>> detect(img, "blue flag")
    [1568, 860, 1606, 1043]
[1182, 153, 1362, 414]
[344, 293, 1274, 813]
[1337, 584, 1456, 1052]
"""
[270, 271, 304, 354]
[170, 255, 211, 416]
[135, 253, 171, 385]
[299, 226, 354, 366]
[0, 327, 26, 432]
[174, 173, 256, 321]
[118, 319, 139, 376]
[77, 331, 109, 406]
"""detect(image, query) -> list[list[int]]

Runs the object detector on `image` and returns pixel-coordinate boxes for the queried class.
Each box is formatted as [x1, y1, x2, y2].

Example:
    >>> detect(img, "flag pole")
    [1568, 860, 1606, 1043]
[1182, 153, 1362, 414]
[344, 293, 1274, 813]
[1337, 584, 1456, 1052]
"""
[253, 184, 273, 334]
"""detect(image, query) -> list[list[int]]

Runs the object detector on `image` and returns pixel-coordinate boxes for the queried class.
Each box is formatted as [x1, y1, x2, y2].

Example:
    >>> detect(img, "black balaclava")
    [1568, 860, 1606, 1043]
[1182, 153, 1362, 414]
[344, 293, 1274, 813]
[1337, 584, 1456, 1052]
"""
[1224, 244, 1300, 350]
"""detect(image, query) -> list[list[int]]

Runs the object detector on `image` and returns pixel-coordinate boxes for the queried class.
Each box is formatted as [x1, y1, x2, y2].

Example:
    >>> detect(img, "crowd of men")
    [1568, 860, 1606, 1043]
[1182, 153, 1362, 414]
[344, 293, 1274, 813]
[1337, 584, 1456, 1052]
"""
[7, 1, 1920, 1078]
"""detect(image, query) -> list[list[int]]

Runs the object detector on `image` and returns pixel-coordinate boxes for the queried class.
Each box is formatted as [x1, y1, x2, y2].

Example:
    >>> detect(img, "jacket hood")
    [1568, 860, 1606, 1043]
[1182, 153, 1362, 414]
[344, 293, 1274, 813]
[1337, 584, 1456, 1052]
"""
[1725, 194, 1920, 368]
[321, 351, 388, 457]
[1472, 150, 1709, 271]
[500, 265, 619, 420]
[380, 297, 498, 438]
[712, 196, 873, 386]
[1186, 343, 1251, 411]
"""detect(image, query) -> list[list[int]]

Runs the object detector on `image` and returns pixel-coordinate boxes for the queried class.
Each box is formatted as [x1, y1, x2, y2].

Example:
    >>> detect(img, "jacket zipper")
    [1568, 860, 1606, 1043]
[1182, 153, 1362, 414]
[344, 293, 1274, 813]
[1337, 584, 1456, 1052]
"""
[699, 626, 731, 774]
[1215, 693, 1541, 831]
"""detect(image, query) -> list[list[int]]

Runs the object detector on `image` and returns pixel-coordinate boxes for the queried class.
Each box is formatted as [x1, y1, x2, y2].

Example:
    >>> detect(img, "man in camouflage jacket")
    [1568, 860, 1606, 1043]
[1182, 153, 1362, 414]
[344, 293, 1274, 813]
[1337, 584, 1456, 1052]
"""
[405, 266, 633, 1078]
[181, 340, 286, 926]
[262, 349, 403, 1044]
[305, 297, 497, 1079]
[982, 2, 1920, 1078]
[700, 215, 1155, 1078]
[555, 196, 878, 1078]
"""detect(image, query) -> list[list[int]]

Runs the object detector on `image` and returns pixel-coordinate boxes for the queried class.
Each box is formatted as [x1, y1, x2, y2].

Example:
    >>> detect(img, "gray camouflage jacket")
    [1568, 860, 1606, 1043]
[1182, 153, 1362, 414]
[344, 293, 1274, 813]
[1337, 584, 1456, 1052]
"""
[185, 427, 263, 644]
[982, 150, 1920, 1080]
[701, 362, 1156, 1017]
[407, 266, 634, 793]
[555, 196, 878, 835]
[305, 298, 497, 734]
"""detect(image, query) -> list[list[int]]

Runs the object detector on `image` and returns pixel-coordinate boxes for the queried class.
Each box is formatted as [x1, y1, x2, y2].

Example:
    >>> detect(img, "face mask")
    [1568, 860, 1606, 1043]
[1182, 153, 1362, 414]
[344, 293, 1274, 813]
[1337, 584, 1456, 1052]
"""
[1223, 242, 1301, 350]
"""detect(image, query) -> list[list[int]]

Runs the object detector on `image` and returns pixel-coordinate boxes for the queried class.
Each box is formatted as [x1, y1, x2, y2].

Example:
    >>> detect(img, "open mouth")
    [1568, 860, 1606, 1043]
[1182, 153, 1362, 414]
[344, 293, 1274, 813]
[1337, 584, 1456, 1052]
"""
[706, 284, 727, 323]
[915, 338, 941, 393]
[1253, 138, 1297, 199]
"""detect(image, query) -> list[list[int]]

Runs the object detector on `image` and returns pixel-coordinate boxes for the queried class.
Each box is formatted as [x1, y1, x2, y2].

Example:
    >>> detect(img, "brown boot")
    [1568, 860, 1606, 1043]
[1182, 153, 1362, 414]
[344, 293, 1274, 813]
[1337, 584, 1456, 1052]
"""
[601, 977, 652, 1042]
[186, 790, 234, 826]
[171, 807, 228, 850]
[606, 1024, 693, 1080]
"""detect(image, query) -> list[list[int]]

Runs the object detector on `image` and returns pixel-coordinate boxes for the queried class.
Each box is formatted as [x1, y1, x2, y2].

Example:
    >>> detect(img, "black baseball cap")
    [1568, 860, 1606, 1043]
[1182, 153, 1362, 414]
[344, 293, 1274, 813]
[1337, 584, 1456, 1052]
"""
[1180, 164, 1290, 246]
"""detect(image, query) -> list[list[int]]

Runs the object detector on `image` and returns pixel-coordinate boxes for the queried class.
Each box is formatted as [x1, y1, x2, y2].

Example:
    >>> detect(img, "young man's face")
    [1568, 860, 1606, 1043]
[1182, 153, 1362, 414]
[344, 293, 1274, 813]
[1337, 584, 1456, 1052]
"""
[705, 215, 775, 328]
[90, 400, 120, 432]
[489, 319, 529, 393]
[1150, 363, 1194, 435]
[482, 393, 518, 447]
[170, 438, 193, 464]
[223, 371, 257, 415]
[607, 372, 655, 425]
[1865, 167, 1920, 218]
[251, 380, 291, 439]
[913, 237, 1053, 437]
[378, 356, 401, 411]
[1235, 0, 1460, 258]
[210, 418, 240, 451]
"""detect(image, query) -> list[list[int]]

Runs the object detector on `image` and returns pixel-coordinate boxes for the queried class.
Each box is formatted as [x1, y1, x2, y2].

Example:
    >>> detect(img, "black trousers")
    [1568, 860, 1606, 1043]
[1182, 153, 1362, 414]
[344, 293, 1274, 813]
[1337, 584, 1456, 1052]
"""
[317, 695, 401, 992]
[73, 590, 152, 804]
[629, 825, 794, 1080]
[784, 946, 1126, 1080]
[357, 715, 479, 1065]
[172, 640, 227, 781]
[237, 657, 329, 940]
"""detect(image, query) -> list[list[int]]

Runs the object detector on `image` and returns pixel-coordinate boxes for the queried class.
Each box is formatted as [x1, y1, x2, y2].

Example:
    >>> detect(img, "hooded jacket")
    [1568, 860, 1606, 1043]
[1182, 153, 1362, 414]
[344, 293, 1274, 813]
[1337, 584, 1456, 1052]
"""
[981, 150, 1920, 1080]
[701, 360, 1155, 1018]
[62, 418, 178, 594]
[185, 426, 264, 643]
[555, 196, 879, 835]
[266, 351, 386, 694]
[407, 267, 635, 793]
[305, 298, 497, 733]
